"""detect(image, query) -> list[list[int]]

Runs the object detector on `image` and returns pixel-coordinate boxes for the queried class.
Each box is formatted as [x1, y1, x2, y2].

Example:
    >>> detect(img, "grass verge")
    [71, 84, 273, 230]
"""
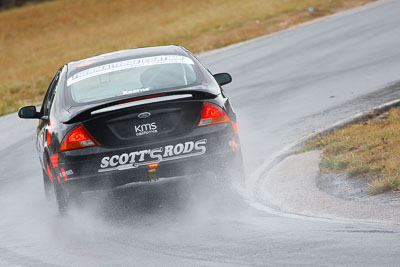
[303, 107, 400, 194]
[0, 0, 374, 115]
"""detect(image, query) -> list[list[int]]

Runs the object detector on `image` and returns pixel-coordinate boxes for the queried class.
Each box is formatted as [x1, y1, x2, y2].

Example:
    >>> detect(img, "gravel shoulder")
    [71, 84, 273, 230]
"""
[318, 172, 400, 207]
[257, 150, 400, 224]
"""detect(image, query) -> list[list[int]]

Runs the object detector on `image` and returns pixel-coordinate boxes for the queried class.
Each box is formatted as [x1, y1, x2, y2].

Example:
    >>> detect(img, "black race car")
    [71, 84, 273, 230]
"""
[18, 45, 244, 213]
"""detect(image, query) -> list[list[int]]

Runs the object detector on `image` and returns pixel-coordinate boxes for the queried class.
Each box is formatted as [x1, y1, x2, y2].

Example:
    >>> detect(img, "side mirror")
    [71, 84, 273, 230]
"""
[213, 73, 232, 86]
[18, 106, 40, 119]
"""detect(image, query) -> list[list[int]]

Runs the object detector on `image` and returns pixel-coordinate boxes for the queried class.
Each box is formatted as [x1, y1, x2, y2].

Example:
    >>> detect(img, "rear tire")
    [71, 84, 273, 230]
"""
[215, 153, 246, 188]
[42, 169, 54, 201]
[69, 190, 84, 207]
[54, 181, 69, 215]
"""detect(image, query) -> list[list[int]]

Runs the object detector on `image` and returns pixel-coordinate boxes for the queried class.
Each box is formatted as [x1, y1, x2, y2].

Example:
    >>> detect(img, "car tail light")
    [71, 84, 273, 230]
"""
[46, 129, 51, 145]
[46, 121, 52, 146]
[231, 121, 238, 134]
[60, 125, 97, 151]
[198, 103, 229, 127]
[50, 153, 59, 167]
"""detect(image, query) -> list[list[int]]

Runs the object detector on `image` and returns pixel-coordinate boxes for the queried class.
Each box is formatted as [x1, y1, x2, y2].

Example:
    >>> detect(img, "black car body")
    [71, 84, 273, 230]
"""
[19, 45, 244, 213]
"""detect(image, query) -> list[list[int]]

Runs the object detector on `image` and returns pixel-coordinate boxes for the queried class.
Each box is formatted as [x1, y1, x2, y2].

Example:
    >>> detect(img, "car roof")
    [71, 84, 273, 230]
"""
[67, 45, 190, 76]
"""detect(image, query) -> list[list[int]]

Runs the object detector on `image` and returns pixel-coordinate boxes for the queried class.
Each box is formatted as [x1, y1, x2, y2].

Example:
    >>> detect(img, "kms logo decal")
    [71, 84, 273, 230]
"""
[134, 122, 157, 136]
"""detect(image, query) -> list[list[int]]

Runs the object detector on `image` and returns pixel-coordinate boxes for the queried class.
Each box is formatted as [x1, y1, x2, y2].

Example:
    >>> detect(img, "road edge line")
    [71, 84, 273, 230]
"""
[244, 98, 400, 225]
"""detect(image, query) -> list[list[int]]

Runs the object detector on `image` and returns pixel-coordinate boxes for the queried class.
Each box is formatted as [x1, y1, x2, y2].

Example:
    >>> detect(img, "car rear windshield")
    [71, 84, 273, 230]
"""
[67, 55, 198, 103]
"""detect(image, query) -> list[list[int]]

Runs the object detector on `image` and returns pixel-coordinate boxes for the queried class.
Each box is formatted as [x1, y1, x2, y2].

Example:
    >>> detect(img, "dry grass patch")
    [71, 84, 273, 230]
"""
[303, 108, 400, 194]
[0, 0, 374, 115]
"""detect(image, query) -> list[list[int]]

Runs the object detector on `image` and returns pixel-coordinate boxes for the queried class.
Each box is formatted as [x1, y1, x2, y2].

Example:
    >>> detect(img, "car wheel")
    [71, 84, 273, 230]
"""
[53, 180, 69, 215]
[42, 169, 54, 201]
[216, 154, 246, 188]
[69, 190, 84, 207]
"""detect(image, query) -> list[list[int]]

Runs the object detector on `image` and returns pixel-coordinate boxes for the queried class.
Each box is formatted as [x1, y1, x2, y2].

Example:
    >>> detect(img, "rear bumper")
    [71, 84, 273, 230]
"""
[61, 151, 239, 192]
[54, 122, 242, 192]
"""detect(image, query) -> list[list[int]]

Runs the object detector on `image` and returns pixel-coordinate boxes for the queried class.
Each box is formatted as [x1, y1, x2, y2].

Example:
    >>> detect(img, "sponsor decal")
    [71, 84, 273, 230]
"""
[98, 139, 207, 172]
[67, 55, 195, 86]
[59, 169, 73, 180]
[134, 122, 157, 136]
[122, 88, 149, 95]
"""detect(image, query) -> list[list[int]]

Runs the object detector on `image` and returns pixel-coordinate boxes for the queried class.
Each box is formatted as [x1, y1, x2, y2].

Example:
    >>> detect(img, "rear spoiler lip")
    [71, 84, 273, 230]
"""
[91, 94, 193, 115]
[62, 90, 218, 124]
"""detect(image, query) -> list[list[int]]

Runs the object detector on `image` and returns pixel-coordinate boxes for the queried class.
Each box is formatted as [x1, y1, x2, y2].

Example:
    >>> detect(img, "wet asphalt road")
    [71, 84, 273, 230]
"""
[2, 0, 400, 265]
